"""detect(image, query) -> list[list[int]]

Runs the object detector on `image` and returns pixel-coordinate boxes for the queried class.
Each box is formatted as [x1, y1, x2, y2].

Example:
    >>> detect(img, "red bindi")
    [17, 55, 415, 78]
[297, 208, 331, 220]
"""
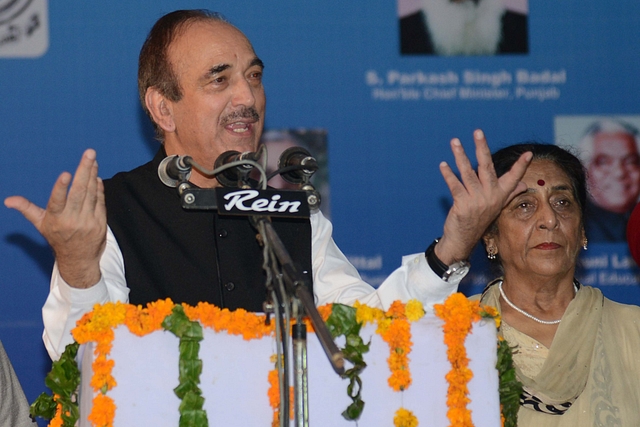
[537, 179, 545, 186]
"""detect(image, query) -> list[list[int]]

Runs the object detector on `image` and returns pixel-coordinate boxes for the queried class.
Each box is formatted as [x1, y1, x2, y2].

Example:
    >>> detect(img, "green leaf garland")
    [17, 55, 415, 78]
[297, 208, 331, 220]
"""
[162, 305, 208, 427]
[496, 339, 522, 427]
[325, 303, 370, 421]
[30, 342, 80, 427]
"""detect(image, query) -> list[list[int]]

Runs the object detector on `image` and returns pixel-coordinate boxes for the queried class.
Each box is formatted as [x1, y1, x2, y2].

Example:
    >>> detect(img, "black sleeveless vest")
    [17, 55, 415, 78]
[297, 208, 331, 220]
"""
[103, 149, 313, 311]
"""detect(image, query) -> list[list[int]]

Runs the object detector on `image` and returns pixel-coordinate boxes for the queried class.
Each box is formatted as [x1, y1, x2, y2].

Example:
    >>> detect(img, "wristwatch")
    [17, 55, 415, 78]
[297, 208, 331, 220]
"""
[425, 238, 470, 282]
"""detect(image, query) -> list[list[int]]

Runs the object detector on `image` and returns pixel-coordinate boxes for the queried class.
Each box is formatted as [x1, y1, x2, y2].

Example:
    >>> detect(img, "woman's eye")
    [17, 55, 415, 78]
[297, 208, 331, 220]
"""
[554, 198, 572, 209]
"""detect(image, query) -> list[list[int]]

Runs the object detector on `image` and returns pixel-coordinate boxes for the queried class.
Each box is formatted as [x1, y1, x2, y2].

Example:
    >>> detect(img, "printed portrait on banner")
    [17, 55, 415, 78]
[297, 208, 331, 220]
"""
[397, 0, 528, 56]
[555, 116, 640, 243]
[555, 115, 640, 298]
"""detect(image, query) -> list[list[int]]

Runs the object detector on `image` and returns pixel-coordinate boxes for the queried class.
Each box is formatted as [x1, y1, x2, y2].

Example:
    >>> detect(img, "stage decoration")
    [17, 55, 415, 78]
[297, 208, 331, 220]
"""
[267, 356, 295, 427]
[393, 407, 419, 427]
[324, 303, 370, 420]
[495, 338, 521, 427]
[30, 296, 519, 427]
[30, 342, 80, 427]
[377, 300, 423, 427]
[162, 305, 208, 426]
[349, 299, 425, 425]
[434, 293, 521, 427]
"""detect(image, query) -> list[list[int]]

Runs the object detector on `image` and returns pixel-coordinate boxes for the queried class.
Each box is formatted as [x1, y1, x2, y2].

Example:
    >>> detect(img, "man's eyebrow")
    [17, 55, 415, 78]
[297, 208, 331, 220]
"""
[205, 57, 263, 78]
[207, 64, 231, 76]
[250, 57, 264, 69]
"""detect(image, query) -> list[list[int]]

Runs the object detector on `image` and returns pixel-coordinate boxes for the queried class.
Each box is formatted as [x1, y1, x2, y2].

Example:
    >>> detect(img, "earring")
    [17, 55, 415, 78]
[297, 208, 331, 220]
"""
[582, 238, 588, 251]
[487, 246, 497, 260]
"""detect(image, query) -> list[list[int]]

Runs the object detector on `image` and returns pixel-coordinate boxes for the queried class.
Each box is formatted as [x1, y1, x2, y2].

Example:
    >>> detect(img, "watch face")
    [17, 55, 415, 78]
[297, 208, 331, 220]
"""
[444, 261, 470, 281]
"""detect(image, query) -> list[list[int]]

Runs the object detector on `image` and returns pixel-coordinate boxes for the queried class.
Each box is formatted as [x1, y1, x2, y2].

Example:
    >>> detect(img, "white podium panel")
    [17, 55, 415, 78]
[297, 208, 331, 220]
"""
[79, 315, 500, 426]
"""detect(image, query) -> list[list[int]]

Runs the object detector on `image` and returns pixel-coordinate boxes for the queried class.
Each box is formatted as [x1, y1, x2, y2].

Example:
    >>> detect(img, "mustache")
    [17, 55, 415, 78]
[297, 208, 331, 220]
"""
[220, 107, 260, 125]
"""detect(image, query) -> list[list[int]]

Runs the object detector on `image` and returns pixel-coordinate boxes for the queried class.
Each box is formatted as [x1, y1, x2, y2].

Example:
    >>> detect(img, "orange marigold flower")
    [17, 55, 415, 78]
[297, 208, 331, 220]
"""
[386, 300, 407, 319]
[49, 402, 64, 427]
[267, 368, 280, 408]
[89, 394, 116, 427]
[316, 304, 333, 321]
[90, 356, 116, 392]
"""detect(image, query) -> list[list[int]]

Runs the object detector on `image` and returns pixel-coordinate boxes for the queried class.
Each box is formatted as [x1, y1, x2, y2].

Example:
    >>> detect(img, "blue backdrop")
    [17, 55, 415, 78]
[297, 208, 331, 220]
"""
[1, 0, 639, 415]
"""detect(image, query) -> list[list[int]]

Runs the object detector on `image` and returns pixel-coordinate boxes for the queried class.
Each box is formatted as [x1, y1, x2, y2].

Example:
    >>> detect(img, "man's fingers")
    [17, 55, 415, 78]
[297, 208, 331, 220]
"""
[46, 172, 73, 214]
[66, 149, 98, 209]
[95, 177, 106, 219]
[82, 161, 100, 214]
[4, 195, 46, 230]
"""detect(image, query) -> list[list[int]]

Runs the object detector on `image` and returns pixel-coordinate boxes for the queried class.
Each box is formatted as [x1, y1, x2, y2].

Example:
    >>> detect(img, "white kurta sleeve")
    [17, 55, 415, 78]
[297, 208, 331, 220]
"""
[42, 212, 462, 360]
[42, 227, 129, 360]
[310, 210, 461, 311]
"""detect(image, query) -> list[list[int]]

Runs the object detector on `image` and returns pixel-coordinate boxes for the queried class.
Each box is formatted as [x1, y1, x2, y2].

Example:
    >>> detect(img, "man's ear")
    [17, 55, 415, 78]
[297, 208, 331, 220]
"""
[145, 87, 176, 133]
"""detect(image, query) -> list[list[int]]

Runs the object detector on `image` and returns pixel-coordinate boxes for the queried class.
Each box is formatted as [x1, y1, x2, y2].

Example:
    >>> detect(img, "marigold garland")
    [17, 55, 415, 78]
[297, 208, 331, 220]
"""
[354, 300, 425, 427]
[44, 300, 291, 427]
[434, 293, 509, 427]
[31, 297, 516, 427]
[267, 355, 295, 427]
[44, 394, 69, 427]
[49, 402, 63, 427]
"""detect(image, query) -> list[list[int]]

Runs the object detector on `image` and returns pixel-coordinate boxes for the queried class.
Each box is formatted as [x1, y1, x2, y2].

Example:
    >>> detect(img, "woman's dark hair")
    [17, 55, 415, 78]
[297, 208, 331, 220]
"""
[487, 143, 587, 236]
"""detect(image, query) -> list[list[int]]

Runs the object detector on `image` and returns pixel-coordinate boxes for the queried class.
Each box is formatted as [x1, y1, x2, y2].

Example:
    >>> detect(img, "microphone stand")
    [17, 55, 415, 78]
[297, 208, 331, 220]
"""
[172, 178, 344, 427]
[251, 215, 345, 427]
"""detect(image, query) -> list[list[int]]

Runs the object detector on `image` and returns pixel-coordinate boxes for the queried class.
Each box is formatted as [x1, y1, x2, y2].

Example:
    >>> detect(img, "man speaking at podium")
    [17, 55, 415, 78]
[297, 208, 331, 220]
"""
[4, 10, 531, 360]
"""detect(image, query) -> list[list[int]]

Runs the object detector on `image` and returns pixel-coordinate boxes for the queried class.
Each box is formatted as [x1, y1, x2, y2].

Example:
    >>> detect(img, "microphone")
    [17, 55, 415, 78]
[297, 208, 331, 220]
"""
[158, 155, 192, 188]
[277, 147, 318, 184]
[214, 150, 261, 187]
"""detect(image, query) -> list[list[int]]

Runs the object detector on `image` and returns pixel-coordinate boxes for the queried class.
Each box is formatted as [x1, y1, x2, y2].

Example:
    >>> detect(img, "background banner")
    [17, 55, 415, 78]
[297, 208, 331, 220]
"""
[1, 0, 639, 415]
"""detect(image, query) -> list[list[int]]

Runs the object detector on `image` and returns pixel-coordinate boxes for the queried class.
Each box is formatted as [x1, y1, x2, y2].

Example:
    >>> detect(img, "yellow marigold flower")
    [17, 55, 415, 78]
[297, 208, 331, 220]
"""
[376, 317, 392, 334]
[404, 300, 425, 321]
[355, 301, 384, 326]
[393, 407, 419, 427]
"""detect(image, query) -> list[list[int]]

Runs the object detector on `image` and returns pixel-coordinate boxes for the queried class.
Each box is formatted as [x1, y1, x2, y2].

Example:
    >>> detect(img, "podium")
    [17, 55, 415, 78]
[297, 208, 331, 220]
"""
[77, 314, 500, 426]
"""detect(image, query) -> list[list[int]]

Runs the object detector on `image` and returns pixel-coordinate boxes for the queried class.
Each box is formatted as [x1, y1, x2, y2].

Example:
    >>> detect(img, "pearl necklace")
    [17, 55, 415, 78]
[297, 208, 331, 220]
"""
[498, 281, 577, 325]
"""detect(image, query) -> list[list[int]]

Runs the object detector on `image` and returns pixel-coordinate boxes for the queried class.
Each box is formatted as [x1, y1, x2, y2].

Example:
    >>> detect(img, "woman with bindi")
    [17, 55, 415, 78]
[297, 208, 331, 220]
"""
[474, 143, 640, 425]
